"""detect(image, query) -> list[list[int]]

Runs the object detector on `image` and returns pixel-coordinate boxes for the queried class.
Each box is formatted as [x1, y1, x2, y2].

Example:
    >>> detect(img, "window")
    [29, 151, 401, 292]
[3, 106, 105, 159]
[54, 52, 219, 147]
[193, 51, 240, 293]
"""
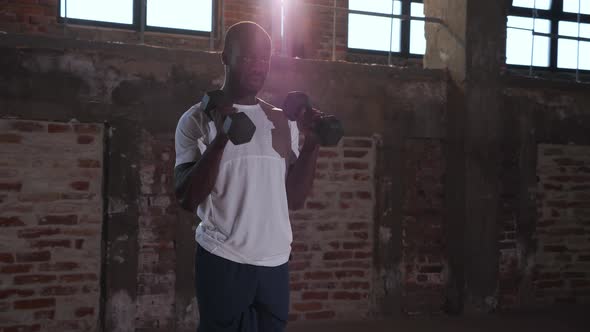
[506, 0, 590, 71]
[348, 0, 426, 56]
[59, 0, 213, 34]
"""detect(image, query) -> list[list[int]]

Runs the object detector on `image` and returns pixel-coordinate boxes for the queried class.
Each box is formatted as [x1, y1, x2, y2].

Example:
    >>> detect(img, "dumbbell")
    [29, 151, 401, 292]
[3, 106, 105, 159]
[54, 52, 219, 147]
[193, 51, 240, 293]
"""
[283, 91, 343, 147]
[200, 90, 256, 145]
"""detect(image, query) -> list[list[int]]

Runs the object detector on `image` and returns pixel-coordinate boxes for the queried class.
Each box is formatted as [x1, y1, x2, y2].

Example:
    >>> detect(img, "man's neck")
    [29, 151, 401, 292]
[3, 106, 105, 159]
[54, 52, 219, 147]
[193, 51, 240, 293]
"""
[221, 84, 258, 105]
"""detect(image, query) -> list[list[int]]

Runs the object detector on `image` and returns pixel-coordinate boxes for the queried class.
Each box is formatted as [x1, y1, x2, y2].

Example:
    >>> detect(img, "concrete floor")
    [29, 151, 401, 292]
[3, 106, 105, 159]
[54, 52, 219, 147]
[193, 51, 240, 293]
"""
[287, 306, 589, 332]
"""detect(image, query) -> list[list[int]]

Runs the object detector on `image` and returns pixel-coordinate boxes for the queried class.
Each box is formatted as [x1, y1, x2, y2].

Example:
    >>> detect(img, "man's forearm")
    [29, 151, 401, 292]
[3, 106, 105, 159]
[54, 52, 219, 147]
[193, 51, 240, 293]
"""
[179, 135, 228, 211]
[286, 140, 319, 210]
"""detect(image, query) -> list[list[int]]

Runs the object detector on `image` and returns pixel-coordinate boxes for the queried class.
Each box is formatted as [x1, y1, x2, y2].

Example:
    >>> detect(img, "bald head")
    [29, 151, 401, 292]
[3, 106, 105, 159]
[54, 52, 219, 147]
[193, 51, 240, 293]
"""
[221, 21, 272, 97]
[223, 21, 271, 56]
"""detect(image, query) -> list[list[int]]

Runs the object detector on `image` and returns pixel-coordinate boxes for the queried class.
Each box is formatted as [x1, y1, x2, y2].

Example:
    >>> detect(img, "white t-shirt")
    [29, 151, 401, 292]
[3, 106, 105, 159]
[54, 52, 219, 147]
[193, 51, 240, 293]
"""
[174, 99, 299, 267]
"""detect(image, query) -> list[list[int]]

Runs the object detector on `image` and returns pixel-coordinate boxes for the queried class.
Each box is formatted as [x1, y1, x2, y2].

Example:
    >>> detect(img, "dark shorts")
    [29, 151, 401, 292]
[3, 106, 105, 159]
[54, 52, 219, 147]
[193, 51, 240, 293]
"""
[195, 244, 290, 332]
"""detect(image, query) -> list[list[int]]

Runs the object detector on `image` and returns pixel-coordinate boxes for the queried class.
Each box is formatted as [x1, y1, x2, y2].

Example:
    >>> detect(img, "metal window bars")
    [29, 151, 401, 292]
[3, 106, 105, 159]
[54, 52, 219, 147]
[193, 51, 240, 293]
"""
[278, 0, 449, 66]
[510, 0, 588, 82]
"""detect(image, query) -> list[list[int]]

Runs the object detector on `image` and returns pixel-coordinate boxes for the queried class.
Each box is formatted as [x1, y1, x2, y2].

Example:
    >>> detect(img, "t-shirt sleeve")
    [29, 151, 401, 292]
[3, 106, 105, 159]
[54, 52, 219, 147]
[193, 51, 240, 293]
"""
[288, 119, 300, 164]
[175, 105, 210, 167]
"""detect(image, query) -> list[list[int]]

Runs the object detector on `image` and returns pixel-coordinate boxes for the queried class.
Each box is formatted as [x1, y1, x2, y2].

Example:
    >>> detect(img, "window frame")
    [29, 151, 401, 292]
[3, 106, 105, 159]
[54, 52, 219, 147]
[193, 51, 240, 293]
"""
[507, 0, 590, 73]
[347, 0, 425, 59]
[57, 0, 216, 37]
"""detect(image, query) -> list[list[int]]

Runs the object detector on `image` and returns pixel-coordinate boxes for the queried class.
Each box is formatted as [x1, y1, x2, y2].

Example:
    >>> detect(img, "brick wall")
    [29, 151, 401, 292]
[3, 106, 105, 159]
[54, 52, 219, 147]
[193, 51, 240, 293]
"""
[534, 144, 590, 305]
[0, 119, 103, 332]
[288, 136, 376, 321]
[135, 132, 177, 329]
[401, 139, 446, 314]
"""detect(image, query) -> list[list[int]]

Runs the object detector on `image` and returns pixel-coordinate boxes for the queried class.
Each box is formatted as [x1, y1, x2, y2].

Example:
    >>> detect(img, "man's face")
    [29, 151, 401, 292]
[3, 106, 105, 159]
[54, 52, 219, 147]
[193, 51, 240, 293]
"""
[227, 34, 271, 95]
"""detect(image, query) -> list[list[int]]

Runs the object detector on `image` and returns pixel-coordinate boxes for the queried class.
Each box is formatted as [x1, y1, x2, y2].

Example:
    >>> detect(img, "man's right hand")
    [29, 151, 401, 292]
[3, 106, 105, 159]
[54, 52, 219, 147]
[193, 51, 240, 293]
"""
[209, 104, 237, 139]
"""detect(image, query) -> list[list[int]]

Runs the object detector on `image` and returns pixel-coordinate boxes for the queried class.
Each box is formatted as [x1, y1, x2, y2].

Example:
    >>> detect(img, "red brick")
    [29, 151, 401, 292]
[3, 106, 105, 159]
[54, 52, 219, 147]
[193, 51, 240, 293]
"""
[61, 193, 95, 200]
[333, 291, 362, 300]
[354, 251, 372, 259]
[288, 313, 299, 321]
[318, 150, 338, 158]
[70, 181, 90, 191]
[308, 281, 337, 290]
[18, 192, 60, 202]
[543, 183, 563, 191]
[356, 191, 372, 199]
[343, 241, 369, 250]
[340, 192, 353, 199]
[59, 273, 98, 283]
[30, 239, 71, 248]
[0, 264, 33, 274]
[339, 201, 351, 209]
[47, 123, 70, 133]
[323, 251, 352, 260]
[0, 302, 8, 312]
[353, 231, 368, 240]
[75, 239, 84, 249]
[0, 289, 35, 299]
[304, 271, 332, 280]
[341, 281, 370, 289]
[348, 222, 368, 230]
[12, 121, 44, 132]
[335, 270, 365, 279]
[342, 261, 370, 269]
[343, 162, 369, 170]
[578, 255, 590, 262]
[0, 216, 25, 227]
[290, 261, 310, 271]
[14, 274, 56, 285]
[14, 298, 56, 310]
[291, 243, 308, 252]
[74, 124, 100, 134]
[571, 280, 590, 288]
[78, 159, 101, 168]
[316, 162, 329, 170]
[290, 282, 308, 291]
[292, 302, 322, 312]
[0, 182, 22, 191]
[39, 215, 77, 225]
[0, 134, 22, 143]
[572, 176, 590, 183]
[41, 285, 78, 296]
[305, 311, 335, 320]
[0, 252, 15, 263]
[306, 201, 328, 210]
[343, 139, 372, 148]
[316, 222, 337, 231]
[344, 150, 368, 158]
[302, 291, 329, 300]
[74, 306, 94, 317]
[33, 310, 55, 320]
[16, 251, 51, 262]
[17, 228, 61, 238]
[0, 325, 41, 332]
[77, 135, 95, 144]
[563, 272, 585, 279]
[353, 173, 370, 181]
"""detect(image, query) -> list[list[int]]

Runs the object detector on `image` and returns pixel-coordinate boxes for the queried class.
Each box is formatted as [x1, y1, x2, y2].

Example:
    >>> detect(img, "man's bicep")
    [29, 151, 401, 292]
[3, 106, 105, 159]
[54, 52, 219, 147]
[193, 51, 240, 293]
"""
[175, 109, 209, 166]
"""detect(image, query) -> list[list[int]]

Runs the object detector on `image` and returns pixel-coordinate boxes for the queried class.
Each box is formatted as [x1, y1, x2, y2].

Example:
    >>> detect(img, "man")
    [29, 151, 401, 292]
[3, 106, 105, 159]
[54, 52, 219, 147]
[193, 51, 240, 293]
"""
[174, 21, 320, 332]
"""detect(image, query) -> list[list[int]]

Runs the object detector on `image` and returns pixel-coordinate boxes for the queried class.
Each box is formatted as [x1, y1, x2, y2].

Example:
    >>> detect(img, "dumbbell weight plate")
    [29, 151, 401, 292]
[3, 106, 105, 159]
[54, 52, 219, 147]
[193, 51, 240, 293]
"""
[223, 112, 256, 145]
